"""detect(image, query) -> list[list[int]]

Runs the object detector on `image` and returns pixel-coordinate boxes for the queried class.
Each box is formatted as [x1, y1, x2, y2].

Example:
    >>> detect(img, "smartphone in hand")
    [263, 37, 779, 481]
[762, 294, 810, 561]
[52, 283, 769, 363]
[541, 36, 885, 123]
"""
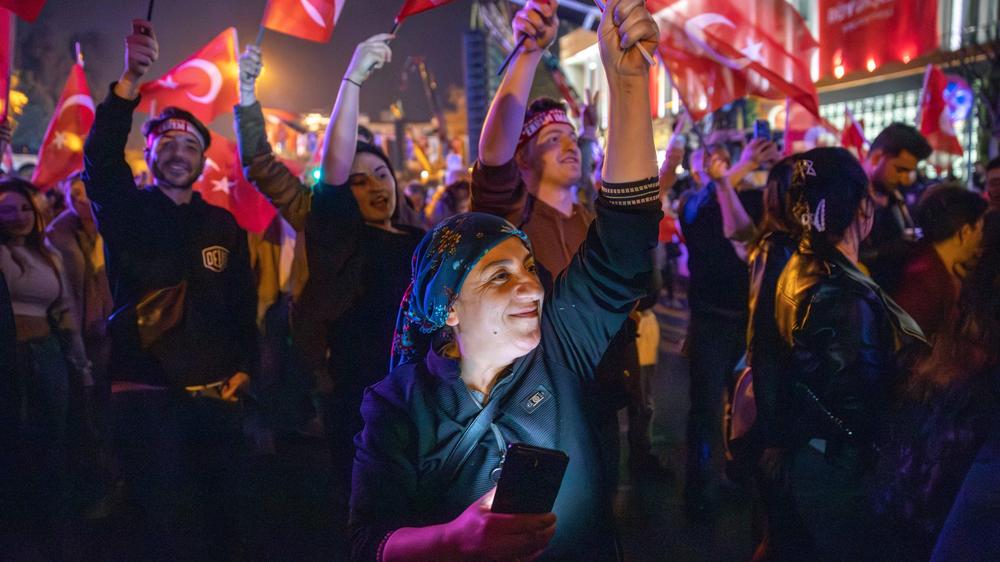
[491, 443, 569, 514]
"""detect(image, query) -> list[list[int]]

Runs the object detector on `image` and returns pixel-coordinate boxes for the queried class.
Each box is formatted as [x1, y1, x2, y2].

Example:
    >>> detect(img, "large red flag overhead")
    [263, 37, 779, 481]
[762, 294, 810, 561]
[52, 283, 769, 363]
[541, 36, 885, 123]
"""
[0, 0, 45, 22]
[138, 28, 239, 124]
[395, 0, 457, 24]
[918, 64, 963, 157]
[261, 0, 344, 43]
[31, 63, 94, 190]
[648, 0, 819, 122]
[194, 131, 278, 234]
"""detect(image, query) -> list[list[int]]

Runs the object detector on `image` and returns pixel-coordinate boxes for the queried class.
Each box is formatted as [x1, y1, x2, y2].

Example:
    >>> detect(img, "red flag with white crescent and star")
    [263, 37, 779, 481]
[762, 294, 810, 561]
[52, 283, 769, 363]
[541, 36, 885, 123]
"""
[138, 28, 239, 124]
[648, 0, 819, 122]
[261, 0, 344, 43]
[31, 63, 94, 190]
[394, 0, 457, 24]
[194, 131, 278, 234]
[918, 64, 963, 157]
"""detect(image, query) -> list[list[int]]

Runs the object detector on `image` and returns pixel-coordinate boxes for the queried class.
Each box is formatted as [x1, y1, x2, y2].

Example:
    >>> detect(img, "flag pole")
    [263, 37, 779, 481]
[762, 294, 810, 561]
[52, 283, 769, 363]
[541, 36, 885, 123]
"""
[75, 41, 84, 68]
[146, 0, 155, 21]
[255, 24, 266, 46]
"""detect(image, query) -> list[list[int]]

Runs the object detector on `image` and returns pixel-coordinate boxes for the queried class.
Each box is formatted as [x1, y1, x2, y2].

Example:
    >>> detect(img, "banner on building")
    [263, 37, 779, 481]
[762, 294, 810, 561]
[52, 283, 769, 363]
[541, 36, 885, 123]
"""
[819, 0, 938, 79]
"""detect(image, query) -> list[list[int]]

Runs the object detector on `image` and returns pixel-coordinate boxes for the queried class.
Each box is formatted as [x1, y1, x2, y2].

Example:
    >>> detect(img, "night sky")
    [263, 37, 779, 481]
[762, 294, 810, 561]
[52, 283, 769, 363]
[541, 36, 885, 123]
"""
[22, 0, 475, 122]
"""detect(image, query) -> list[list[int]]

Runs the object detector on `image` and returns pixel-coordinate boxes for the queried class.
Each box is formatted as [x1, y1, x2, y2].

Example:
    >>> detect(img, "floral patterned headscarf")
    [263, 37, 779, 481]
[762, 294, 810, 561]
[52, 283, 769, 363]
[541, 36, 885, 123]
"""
[391, 212, 531, 369]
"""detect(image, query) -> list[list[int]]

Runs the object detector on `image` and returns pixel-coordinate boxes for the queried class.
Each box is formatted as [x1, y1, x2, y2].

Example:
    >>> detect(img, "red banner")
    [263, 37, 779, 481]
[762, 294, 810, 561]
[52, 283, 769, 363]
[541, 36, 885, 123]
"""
[819, 0, 938, 79]
[918, 64, 962, 156]
[31, 63, 94, 190]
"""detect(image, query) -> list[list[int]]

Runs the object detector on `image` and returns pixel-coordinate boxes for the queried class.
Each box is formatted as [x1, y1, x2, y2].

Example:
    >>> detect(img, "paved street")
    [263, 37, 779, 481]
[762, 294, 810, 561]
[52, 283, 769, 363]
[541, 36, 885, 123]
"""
[616, 288, 755, 561]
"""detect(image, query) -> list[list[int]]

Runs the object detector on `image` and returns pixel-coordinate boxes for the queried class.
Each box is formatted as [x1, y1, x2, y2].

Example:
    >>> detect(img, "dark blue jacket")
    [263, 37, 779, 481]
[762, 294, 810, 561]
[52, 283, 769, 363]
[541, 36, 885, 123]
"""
[349, 182, 661, 561]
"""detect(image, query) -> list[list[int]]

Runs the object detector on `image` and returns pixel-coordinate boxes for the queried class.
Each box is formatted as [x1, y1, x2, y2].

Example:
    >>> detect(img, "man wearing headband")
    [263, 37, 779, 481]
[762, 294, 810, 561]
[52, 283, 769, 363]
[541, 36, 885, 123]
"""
[472, 0, 669, 482]
[349, 1, 661, 559]
[82, 20, 257, 557]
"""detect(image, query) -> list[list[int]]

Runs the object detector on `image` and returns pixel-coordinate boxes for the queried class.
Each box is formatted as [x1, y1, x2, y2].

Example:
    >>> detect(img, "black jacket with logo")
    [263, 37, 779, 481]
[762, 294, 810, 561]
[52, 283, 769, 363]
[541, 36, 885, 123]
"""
[83, 84, 257, 388]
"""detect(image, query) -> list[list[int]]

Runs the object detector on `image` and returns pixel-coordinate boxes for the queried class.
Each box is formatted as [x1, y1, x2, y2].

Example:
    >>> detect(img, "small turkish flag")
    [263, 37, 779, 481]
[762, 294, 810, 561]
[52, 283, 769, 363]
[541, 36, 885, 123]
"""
[0, 0, 46, 22]
[394, 0, 457, 24]
[783, 98, 836, 156]
[841, 107, 867, 160]
[0, 9, 11, 123]
[649, 0, 819, 122]
[918, 64, 963, 157]
[31, 63, 94, 190]
[261, 0, 344, 43]
[138, 28, 239, 124]
[194, 131, 278, 234]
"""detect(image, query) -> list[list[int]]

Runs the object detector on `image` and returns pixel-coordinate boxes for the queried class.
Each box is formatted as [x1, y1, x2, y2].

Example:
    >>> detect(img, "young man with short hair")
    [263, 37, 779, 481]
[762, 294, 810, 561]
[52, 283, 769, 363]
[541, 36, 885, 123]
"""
[860, 123, 933, 288]
[82, 20, 257, 558]
[892, 185, 987, 339]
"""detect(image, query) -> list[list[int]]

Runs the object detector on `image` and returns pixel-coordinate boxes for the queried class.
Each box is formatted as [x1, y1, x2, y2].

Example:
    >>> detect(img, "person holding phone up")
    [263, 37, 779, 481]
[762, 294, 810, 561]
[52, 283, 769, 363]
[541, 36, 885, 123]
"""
[348, 1, 660, 560]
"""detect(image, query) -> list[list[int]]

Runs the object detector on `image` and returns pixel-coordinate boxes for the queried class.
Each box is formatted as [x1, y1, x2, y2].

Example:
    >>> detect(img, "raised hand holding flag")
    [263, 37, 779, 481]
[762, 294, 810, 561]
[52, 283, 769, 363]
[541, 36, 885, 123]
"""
[138, 28, 239, 123]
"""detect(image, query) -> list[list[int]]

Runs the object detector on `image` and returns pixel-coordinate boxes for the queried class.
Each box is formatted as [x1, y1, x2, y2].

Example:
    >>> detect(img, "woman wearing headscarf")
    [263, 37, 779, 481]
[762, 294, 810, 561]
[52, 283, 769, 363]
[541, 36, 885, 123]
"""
[235, 34, 425, 550]
[773, 148, 926, 560]
[350, 2, 660, 560]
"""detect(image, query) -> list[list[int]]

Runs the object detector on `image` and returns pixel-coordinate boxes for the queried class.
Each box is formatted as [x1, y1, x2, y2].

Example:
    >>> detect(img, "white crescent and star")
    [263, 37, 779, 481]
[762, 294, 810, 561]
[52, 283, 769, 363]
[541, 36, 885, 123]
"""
[683, 13, 766, 70]
[159, 58, 222, 104]
[57, 94, 95, 120]
[300, 0, 327, 28]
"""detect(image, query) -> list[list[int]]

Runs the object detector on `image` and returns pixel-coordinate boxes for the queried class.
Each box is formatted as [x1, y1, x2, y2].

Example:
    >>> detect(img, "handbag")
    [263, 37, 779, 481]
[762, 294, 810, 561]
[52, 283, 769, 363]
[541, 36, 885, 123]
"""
[135, 281, 187, 349]
[723, 366, 760, 482]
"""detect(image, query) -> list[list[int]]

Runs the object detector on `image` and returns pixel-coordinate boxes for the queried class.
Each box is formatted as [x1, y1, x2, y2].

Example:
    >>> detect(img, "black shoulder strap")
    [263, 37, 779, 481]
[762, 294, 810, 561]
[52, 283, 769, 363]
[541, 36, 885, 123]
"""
[442, 393, 505, 484]
[441, 364, 528, 484]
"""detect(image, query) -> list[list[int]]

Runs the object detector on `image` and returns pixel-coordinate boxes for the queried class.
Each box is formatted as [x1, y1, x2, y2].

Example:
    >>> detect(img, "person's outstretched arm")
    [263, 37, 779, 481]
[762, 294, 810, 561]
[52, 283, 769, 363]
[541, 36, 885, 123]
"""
[83, 19, 158, 240]
[320, 34, 393, 186]
[544, 0, 661, 376]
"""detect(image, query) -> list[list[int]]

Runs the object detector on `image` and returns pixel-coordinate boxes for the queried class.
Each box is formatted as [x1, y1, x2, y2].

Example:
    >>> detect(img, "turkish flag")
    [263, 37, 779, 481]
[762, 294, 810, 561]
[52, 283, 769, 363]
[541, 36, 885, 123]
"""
[138, 28, 239, 124]
[783, 98, 836, 156]
[195, 131, 278, 234]
[31, 63, 94, 190]
[261, 0, 344, 43]
[841, 107, 867, 160]
[0, 9, 11, 123]
[649, 0, 819, 122]
[0, 0, 45, 22]
[395, 0, 457, 24]
[918, 64, 963, 156]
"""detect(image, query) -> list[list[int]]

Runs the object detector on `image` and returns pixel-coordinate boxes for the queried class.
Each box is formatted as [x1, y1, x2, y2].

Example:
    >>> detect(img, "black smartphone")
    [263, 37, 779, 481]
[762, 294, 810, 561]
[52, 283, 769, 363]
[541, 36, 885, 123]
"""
[491, 443, 569, 514]
[753, 119, 770, 141]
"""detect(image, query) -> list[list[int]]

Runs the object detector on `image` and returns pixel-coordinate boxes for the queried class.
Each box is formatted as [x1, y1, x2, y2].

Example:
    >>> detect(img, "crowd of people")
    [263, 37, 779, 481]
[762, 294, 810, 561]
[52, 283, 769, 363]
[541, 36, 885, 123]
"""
[1, 0, 999, 560]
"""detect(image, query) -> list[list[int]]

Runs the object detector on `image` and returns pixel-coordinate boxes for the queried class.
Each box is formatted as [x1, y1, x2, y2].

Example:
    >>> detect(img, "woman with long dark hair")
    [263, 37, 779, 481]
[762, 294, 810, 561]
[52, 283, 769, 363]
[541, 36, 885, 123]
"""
[773, 148, 926, 560]
[0, 176, 90, 556]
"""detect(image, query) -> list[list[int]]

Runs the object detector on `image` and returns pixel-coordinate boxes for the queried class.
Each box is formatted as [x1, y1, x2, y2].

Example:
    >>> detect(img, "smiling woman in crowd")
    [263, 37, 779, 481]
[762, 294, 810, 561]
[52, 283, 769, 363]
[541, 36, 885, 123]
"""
[234, 32, 425, 548]
[347, 1, 661, 559]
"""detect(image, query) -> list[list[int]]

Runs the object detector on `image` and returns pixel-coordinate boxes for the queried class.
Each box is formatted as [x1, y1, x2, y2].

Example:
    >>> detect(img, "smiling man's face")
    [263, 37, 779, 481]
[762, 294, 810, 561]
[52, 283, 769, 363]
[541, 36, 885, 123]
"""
[522, 123, 582, 188]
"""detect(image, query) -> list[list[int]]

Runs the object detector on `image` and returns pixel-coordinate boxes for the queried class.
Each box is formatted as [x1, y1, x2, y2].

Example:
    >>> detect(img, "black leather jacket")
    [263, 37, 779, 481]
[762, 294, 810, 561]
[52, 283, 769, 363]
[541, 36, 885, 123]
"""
[775, 239, 925, 450]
